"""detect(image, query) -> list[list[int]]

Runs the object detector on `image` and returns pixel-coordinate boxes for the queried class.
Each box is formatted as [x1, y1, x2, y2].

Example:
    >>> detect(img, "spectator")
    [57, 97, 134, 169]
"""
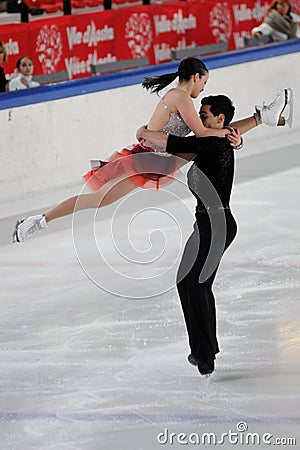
[8, 56, 40, 91]
[252, 0, 300, 41]
[0, 40, 8, 93]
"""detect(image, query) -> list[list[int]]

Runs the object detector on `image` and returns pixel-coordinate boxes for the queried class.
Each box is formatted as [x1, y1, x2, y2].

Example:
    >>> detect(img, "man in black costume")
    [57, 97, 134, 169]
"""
[137, 95, 240, 376]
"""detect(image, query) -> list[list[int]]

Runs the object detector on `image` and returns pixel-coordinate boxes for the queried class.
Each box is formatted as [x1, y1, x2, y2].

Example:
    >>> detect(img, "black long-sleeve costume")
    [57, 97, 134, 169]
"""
[166, 135, 237, 368]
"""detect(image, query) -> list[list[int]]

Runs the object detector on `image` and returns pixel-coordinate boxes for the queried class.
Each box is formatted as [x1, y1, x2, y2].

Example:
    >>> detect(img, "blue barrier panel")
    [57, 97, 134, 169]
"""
[0, 39, 299, 111]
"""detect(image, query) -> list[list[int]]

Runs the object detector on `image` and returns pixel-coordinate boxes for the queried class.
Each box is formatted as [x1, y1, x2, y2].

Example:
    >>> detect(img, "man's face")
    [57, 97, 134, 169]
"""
[199, 104, 223, 129]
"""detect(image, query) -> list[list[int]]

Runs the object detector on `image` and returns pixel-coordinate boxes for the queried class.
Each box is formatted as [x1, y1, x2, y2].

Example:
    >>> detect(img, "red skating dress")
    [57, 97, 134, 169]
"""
[83, 110, 191, 191]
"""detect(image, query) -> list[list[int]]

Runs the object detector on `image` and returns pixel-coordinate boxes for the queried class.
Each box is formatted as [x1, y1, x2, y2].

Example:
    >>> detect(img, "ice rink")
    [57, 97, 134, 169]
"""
[1, 139, 300, 449]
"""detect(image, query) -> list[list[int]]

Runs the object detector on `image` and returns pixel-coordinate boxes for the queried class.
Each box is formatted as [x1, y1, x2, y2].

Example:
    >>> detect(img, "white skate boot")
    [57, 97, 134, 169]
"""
[256, 88, 293, 127]
[12, 214, 48, 243]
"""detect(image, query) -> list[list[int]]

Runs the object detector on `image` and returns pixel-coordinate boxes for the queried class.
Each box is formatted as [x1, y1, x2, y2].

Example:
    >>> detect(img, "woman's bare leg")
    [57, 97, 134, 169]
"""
[230, 116, 257, 134]
[45, 177, 138, 222]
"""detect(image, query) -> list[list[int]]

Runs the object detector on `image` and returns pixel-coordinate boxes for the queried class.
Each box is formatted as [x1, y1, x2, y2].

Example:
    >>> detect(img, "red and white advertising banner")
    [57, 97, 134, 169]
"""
[0, 0, 278, 80]
[28, 10, 118, 78]
[291, 0, 300, 15]
[0, 23, 29, 78]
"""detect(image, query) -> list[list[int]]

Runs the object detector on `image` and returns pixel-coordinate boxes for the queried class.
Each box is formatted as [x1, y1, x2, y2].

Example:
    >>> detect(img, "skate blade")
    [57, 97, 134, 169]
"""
[279, 88, 288, 118]
[286, 87, 294, 128]
[11, 218, 26, 243]
[203, 373, 212, 379]
[275, 88, 289, 125]
[277, 88, 293, 127]
[12, 220, 21, 243]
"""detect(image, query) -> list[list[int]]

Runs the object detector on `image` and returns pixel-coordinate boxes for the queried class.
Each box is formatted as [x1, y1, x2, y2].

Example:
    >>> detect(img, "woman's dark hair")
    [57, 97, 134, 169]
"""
[16, 56, 33, 70]
[142, 57, 208, 94]
[201, 95, 235, 126]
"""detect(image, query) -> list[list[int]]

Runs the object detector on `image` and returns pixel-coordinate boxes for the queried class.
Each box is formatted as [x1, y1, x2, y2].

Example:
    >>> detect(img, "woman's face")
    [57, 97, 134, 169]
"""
[276, 1, 290, 15]
[191, 72, 209, 99]
[0, 49, 4, 64]
[18, 57, 34, 76]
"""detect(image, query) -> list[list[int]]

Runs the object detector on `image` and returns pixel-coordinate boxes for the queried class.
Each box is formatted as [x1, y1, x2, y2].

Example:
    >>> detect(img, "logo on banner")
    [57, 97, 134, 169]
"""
[209, 3, 232, 42]
[5, 38, 19, 56]
[66, 21, 114, 51]
[36, 25, 63, 73]
[153, 9, 197, 35]
[233, 1, 269, 23]
[125, 13, 153, 58]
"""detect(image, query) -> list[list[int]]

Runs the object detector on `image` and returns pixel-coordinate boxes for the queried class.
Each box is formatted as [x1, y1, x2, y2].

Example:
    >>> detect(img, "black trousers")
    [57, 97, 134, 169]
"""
[177, 208, 237, 365]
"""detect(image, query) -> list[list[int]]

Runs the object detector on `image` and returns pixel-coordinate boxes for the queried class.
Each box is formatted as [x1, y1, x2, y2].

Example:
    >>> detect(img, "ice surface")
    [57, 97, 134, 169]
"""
[0, 146, 299, 449]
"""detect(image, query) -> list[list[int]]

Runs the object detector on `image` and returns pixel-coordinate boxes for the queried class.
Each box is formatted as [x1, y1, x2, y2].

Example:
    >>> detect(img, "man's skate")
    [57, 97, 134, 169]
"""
[188, 354, 214, 377]
[256, 88, 293, 128]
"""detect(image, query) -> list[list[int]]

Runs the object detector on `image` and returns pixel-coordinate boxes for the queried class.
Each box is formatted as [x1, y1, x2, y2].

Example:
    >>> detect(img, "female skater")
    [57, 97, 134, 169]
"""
[12, 57, 230, 242]
[12, 56, 291, 242]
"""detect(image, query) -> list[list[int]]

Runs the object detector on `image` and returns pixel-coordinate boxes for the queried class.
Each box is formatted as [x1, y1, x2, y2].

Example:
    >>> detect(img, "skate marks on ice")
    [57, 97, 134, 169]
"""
[1, 160, 300, 448]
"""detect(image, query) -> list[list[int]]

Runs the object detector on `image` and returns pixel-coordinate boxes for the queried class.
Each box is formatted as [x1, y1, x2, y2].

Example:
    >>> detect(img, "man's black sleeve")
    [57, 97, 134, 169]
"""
[166, 134, 215, 154]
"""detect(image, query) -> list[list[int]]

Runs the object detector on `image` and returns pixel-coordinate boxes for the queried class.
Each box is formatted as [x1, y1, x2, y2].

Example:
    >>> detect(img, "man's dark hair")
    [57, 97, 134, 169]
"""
[201, 95, 235, 126]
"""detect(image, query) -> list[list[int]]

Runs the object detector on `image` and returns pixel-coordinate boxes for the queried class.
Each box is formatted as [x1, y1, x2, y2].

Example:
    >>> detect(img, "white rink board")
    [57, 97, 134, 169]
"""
[1, 51, 300, 202]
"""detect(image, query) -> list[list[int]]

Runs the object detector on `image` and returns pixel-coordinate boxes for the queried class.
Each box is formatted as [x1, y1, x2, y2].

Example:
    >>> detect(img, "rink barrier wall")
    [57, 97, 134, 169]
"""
[1, 39, 300, 202]
[0, 39, 300, 111]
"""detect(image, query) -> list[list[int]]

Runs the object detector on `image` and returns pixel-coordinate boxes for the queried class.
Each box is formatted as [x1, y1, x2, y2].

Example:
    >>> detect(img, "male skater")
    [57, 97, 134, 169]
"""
[136, 93, 289, 376]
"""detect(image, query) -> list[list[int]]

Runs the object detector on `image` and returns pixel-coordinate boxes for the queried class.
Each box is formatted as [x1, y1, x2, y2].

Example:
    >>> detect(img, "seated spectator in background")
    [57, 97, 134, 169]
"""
[0, 40, 8, 93]
[8, 56, 40, 91]
[252, 0, 300, 41]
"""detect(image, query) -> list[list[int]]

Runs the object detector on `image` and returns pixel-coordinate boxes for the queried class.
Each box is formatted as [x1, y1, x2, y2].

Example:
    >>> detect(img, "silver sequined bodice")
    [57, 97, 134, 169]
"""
[144, 112, 191, 156]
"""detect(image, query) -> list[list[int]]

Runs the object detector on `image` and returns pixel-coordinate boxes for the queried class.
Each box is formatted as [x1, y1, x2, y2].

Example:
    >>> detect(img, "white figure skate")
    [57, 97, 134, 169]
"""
[256, 88, 293, 128]
[12, 214, 48, 243]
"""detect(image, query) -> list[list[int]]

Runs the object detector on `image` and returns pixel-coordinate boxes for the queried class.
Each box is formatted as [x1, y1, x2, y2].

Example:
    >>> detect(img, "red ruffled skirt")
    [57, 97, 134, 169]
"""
[82, 143, 180, 192]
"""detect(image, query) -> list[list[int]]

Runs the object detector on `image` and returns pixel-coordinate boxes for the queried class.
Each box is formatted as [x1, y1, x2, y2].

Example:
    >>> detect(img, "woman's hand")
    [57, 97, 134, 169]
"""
[225, 126, 244, 150]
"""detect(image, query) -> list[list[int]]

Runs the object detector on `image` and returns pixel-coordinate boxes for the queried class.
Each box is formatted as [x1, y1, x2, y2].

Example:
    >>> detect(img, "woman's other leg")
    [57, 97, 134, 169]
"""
[45, 177, 138, 222]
